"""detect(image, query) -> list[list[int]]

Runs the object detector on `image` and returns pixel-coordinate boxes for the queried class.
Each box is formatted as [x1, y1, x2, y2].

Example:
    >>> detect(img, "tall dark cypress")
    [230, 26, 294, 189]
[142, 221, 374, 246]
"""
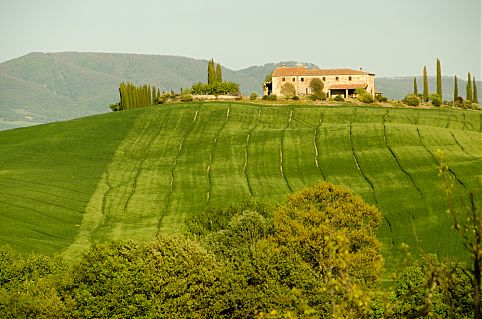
[413, 77, 418, 95]
[467, 72, 473, 101]
[436, 59, 442, 98]
[423, 66, 429, 102]
[208, 59, 215, 84]
[453, 76, 458, 102]
[473, 77, 479, 104]
[216, 63, 222, 83]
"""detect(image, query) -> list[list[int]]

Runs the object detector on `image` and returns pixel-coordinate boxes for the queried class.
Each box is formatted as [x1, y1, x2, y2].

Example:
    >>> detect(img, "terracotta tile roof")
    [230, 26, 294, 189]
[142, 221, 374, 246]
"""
[329, 83, 368, 90]
[272, 66, 373, 77]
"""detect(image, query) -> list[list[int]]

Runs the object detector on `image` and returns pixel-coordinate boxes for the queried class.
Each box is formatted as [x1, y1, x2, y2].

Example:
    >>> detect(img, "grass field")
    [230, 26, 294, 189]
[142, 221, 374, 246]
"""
[0, 102, 481, 265]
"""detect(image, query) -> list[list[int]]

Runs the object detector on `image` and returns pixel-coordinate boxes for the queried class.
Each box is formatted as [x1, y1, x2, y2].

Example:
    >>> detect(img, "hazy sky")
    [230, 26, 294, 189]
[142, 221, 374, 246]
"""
[0, 0, 480, 78]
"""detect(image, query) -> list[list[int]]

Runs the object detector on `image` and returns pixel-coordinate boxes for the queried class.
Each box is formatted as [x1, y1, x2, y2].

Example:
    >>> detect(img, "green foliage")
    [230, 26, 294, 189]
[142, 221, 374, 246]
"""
[429, 93, 442, 107]
[208, 58, 216, 85]
[310, 91, 327, 101]
[356, 89, 374, 103]
[262, 94, 277, 101]
[413, 77, 418, 95]
[264, 73, 273, 83]
[179, 93, 193, 102]
[453, 76, 458, 102]
[333, 95, 345, 102]
[467, 72, 473, 101]
[250, 92, 258, 100]
[376, 95, 388, 103]
[216, 63, 223, 83]
[309, 78, 324, 93]
[473, 76, 478, 104]
[190, 81, 240, 95]
[109, 102, 121, 111]
[436, 58, 442, 98]
[423, 66, 429, 102]
[403, 94, 421, 106]
[454, 96, 464, 107]
[118, 82, 155, 110]
[280, 82, 296, 99]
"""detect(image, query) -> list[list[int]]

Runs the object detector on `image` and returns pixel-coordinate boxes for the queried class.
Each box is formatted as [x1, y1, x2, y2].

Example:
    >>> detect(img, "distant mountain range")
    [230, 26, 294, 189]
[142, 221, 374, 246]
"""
[0, 52, 479, 130]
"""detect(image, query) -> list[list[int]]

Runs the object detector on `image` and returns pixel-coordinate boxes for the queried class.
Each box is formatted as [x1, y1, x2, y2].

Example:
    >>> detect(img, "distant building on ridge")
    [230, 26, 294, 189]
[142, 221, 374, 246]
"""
[264, 66, 376, 98]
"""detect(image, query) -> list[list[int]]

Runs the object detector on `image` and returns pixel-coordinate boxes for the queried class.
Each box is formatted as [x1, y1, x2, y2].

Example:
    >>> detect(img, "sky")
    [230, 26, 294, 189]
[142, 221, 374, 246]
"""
[0, 0, 480, 78]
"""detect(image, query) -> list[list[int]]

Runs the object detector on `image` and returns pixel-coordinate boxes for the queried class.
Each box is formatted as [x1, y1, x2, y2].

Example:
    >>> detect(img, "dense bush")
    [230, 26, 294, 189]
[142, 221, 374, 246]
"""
[280, 83, 296, 99]
[403, 94, 421, 106]
[429, 93, 442, 107]
[356, 88, 374, 103]
[109, 102, 122, 111]
[376, 95, 388, 102]
[292, 95, 299, 100]
[191, 81, 240, 95]
[334, 95, 345, 102]
[262, 94, 277, 101]
[250, 92, 258, 100]
[179, 93, 193, 102]
[309, 91, 327, 101]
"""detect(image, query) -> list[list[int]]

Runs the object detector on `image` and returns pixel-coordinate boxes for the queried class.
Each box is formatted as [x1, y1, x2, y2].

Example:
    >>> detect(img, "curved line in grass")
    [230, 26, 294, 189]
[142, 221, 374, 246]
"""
[314, 111, 326, 181]
[416, 127, 468, 191]
[206, 105, 231, 206]
[2, 182, 88, 204]
[383, 110, 423, 197]
[0, 176, 89, 195]
[450, 132, 475, 158]
[349, 109, 377, 203]
[0, 191, 82, 214]
[280, 109, 293, 193]
[244, 108, 262, 197]
[0, 199, 71, 226]
[158, 107, 200, 231]
[122, 115, 164, 214]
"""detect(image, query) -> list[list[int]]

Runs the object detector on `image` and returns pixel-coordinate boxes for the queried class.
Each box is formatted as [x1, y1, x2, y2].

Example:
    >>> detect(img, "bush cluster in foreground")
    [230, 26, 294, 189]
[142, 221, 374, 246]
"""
[0, 183, 476, 318]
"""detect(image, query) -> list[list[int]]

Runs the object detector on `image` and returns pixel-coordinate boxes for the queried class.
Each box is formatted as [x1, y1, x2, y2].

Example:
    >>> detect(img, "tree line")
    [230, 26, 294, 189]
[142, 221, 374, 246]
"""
[110, 82, 160, 111]
[410, 58, 479, 108]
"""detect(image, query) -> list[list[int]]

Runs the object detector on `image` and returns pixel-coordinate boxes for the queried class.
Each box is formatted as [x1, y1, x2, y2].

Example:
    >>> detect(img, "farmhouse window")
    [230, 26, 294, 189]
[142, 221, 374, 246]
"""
[322, 77, 326, 81]
[336, 77, 339, 81]
[282, 77, 286, 81]
[292, 77, 295, 82]
[349, 76, 352, 81]
[301, 77, 304, 82]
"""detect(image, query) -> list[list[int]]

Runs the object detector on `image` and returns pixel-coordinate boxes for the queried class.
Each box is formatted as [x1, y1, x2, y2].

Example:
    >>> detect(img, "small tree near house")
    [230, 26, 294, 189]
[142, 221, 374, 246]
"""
[280, 82, 296, 99]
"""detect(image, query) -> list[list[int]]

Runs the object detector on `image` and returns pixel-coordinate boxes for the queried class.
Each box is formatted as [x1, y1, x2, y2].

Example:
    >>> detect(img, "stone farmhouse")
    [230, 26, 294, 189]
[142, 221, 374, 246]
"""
[265, 66, 376, 98]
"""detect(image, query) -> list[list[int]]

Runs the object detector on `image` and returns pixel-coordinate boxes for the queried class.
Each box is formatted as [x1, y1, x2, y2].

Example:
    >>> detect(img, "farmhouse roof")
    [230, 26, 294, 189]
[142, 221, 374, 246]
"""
[329, 83, 368, 90]
[272, 67, 374, 77]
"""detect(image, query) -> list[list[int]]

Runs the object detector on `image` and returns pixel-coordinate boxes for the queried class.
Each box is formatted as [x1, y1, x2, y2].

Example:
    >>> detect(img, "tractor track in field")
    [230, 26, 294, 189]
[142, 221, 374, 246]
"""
[0, 191, 80, 213]
[416, 128, 468, 191]
[244, 108, 262, 197]
[206, 106, 231, 205]
[450, 132, 474, 158]
[158, 108, 200, 230]
[314, 111, 326, 181]
[349, 109, 377, 203]
[383, 111, 422, 197]
[123, 118, 165, 213]
[0, 199, 70, 226]
[446, 115, 450, 128]
[280, 109, 294, 193]
[415, 112, 420, 125]
[101, 169, 113, 216]
[2, 183, 88, 204]
[463, 113, 467, 130]
[0, 176, 88, 195]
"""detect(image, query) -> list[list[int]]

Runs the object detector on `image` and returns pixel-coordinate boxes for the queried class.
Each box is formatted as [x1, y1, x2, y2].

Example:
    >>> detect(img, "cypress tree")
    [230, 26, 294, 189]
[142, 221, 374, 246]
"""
[453, 76, 458, 102]
[467, 72, 473, 101]
[157, 88, 161, 100]
[152, 85, 156, 104]
[423, 66, 429, 102]
[473, 77, 478, 104]
[436, 58, 442, 98]
[413, 77, 418, 95]
[216, 63, 222, 83]
[208, 59, 215, 84]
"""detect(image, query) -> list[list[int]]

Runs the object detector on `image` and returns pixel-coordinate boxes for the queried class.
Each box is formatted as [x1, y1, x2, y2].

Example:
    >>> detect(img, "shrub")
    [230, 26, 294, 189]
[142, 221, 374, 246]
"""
[250, 92, 258, 100]
[235, 95, 243, 100]
[376, 95, 388, 103]
[292, 95, 300, 101]
[454, 96, 464, 107]
[109, 102, 122, 111]
[429, 93, 442, 107]
[334, 95, 345, 102]
[310, 91, 327, 101]
[190, 81, 240, 95]
[358, 93, 374, 103]
[309, 78, 324, 93]
[156, 93, 171, 104]
[403, 94, 420, 107]
[266, 94, 277, 101]
[180, 94, 193, 102]
[280, 83, 296, 99]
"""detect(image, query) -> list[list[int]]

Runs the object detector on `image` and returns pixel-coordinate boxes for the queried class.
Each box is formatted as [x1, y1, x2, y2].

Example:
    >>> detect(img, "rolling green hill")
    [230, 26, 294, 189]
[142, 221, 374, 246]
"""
[0, 102, 480, 267]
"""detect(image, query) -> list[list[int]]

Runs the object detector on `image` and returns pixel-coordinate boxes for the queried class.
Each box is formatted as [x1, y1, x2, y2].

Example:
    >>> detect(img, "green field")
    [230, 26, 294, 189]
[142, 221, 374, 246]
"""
[0, 102, 481, 265]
